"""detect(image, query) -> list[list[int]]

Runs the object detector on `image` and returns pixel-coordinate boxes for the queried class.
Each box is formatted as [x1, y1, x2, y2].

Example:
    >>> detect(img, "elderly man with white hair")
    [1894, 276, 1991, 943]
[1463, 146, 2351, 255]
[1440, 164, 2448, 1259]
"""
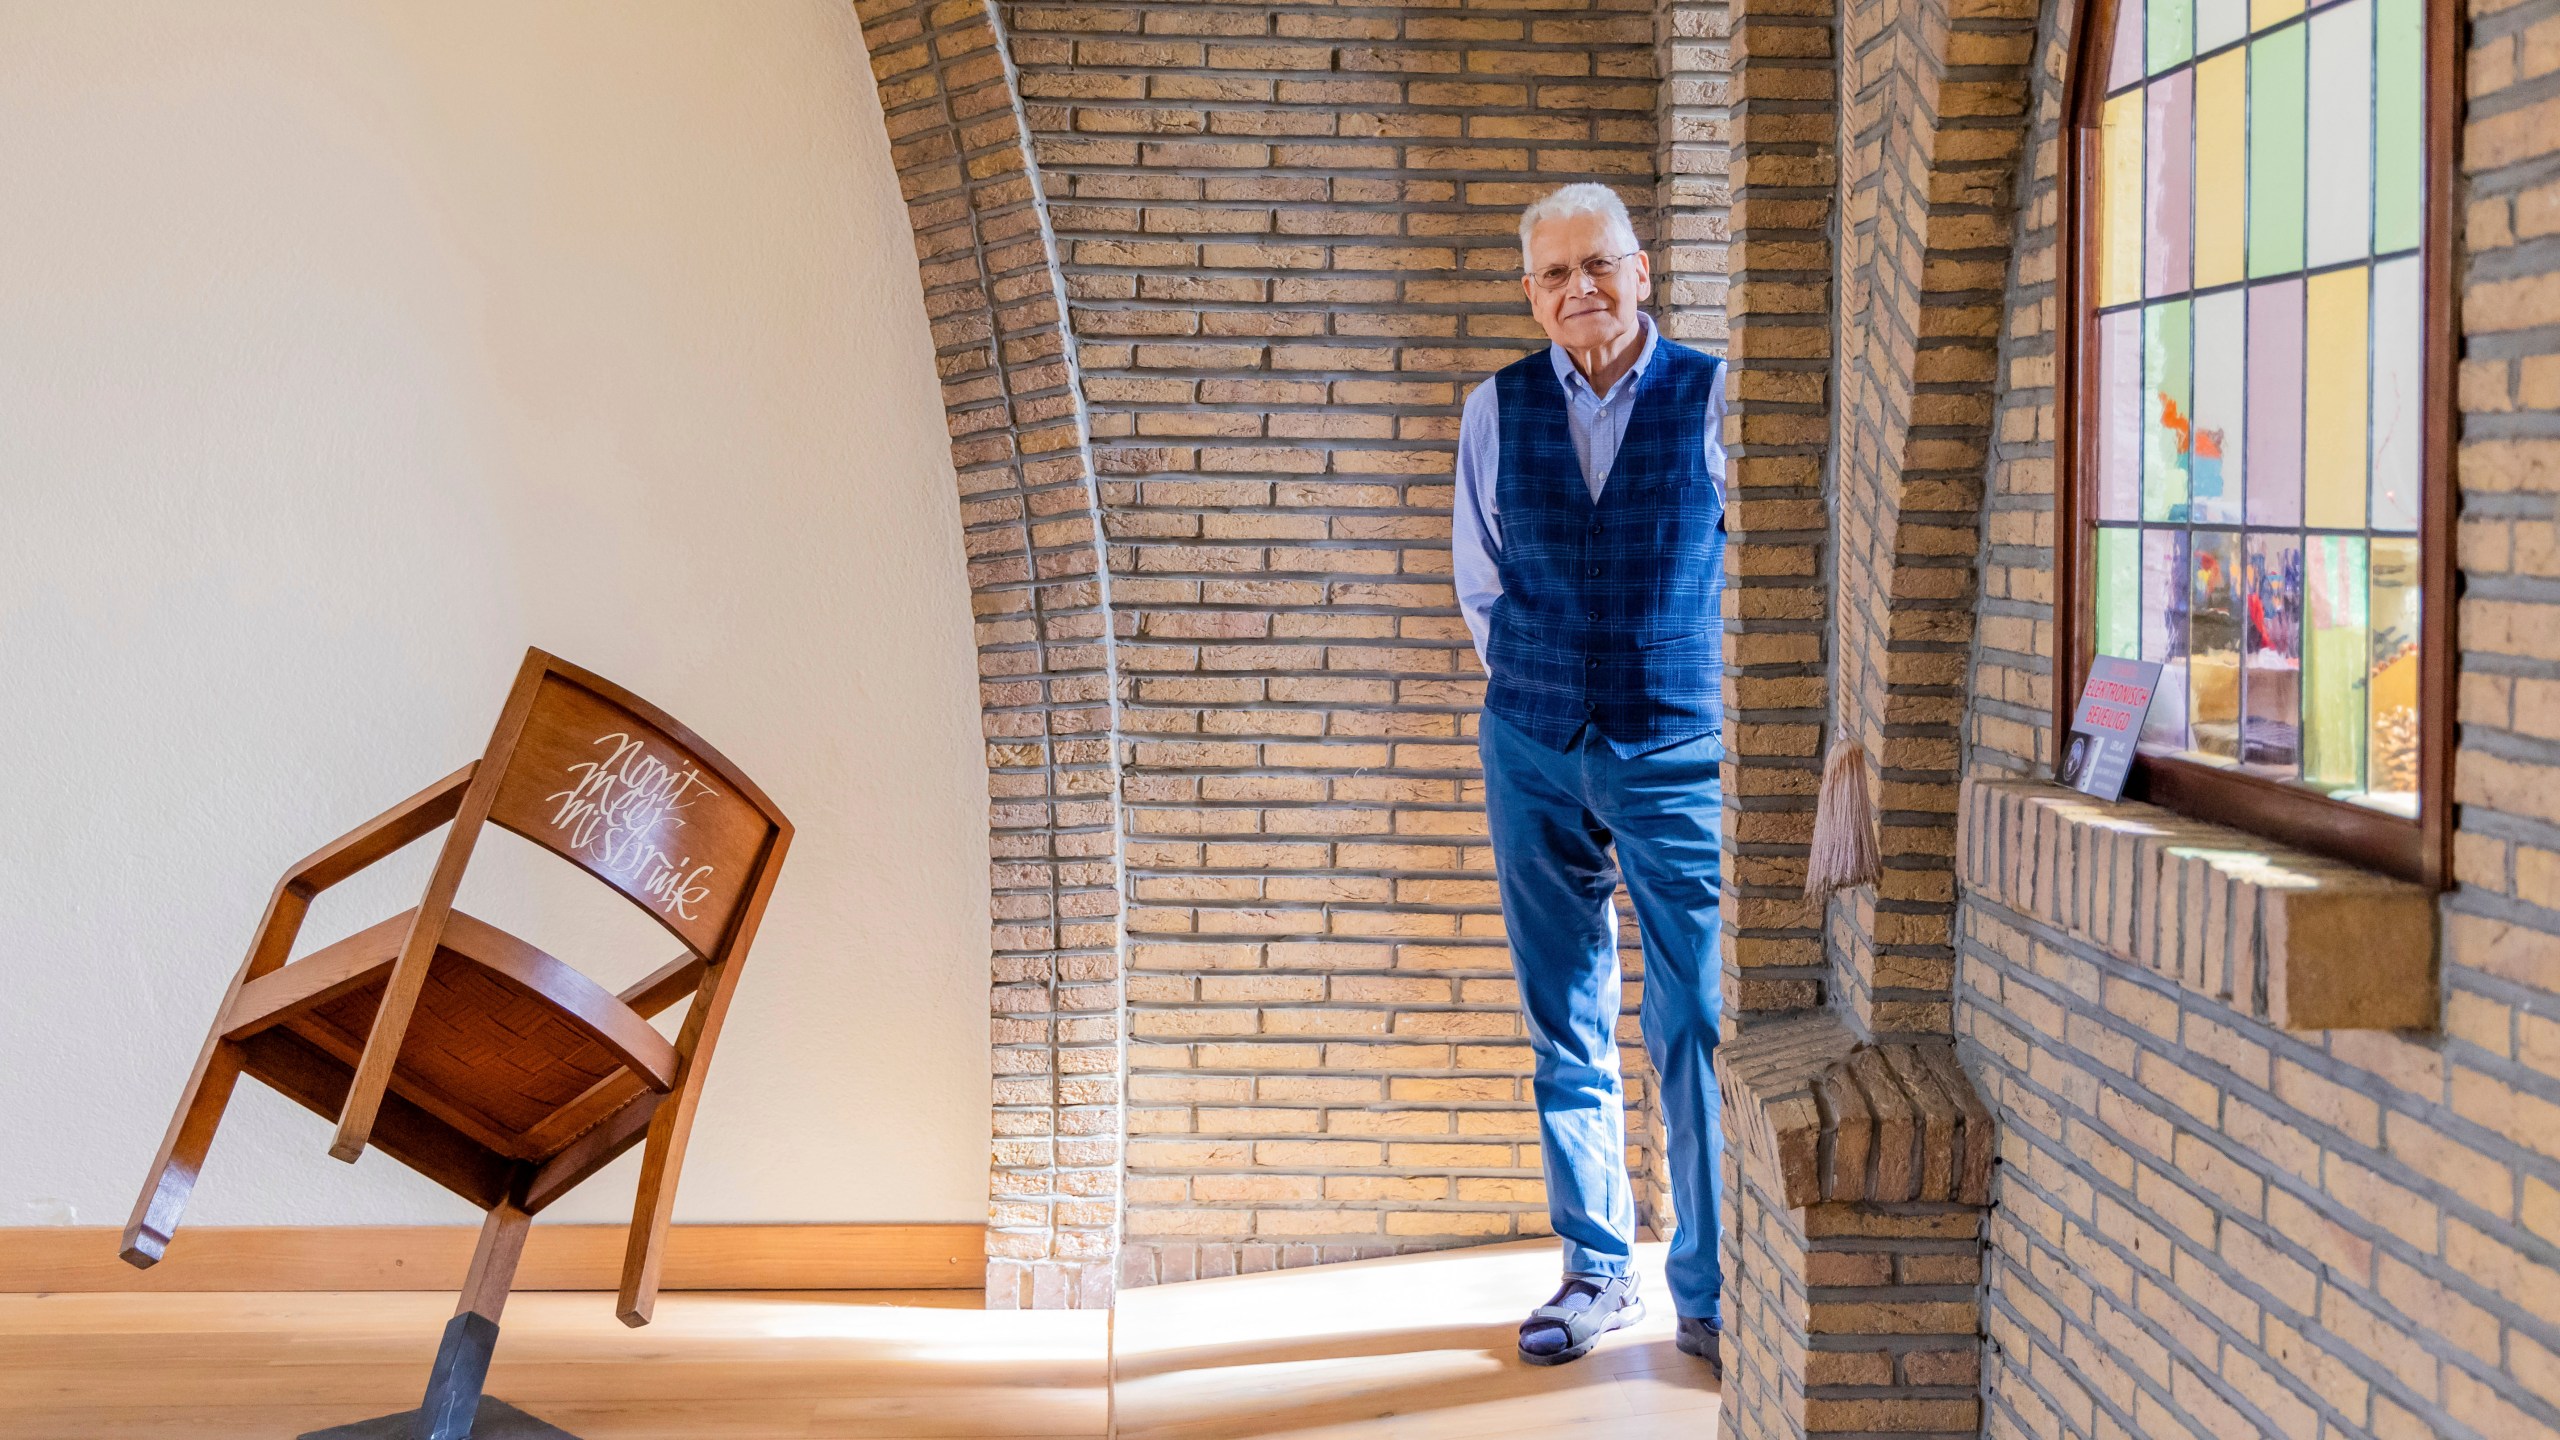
[1453, 182, 1730, 1372]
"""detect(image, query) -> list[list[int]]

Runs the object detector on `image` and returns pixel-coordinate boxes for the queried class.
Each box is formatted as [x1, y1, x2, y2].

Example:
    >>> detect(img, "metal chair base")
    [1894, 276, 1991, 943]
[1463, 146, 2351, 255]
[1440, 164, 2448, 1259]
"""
[299, 1396, 580, 1440]
[299, 1313, 580, 1440]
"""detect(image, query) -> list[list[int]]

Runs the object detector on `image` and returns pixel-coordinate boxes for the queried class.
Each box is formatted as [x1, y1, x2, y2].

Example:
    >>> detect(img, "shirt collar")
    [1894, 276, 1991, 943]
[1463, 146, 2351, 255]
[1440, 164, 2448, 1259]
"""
[1548, 310, 1659, 407]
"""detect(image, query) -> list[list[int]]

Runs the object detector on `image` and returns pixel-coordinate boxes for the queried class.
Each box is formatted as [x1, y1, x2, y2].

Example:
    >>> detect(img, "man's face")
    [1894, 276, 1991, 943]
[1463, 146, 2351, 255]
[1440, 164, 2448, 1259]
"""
[1522, 211, 1652, 352]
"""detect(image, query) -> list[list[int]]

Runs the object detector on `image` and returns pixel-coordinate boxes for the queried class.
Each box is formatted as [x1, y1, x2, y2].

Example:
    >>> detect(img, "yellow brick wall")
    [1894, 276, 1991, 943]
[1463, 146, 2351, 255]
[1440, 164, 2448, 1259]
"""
[1957, 0, 2560, 1432]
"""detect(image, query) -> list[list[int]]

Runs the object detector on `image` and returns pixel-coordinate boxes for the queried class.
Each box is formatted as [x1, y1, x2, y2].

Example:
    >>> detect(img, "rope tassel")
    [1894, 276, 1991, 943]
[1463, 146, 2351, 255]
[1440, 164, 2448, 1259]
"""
[1803, 730, 1882, 900]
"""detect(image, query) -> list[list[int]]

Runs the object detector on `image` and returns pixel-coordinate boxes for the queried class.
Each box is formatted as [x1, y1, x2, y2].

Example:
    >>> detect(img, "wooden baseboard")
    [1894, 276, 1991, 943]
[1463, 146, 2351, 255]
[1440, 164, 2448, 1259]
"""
[0, 1223, 986, 1293]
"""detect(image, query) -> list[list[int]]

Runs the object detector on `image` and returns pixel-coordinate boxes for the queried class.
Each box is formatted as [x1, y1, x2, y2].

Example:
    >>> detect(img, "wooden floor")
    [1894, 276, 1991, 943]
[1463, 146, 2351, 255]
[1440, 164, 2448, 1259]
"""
[0, 1289, 1107, 1439]
[0, 1241, 1716, 1439]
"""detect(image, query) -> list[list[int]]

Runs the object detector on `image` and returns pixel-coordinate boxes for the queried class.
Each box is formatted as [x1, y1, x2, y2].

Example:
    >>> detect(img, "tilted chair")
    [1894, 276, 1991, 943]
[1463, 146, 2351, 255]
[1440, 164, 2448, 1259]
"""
[122, 649, 792, 1440]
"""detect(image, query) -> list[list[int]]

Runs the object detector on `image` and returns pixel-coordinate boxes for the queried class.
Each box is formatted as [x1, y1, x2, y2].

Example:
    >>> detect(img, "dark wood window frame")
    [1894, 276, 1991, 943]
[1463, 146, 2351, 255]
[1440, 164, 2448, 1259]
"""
[2054, 0, 2461, 887]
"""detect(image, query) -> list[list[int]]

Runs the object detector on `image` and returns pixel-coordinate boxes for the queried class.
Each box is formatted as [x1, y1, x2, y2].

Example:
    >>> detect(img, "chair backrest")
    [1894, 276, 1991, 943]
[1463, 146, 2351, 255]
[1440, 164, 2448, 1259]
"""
[475, 650, 791, 961]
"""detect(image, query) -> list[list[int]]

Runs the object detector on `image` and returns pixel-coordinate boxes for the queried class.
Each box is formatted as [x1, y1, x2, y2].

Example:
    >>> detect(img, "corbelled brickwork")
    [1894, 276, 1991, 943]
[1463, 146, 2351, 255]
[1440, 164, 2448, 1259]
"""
[1949, 0, 2560, 1432]
[857, 0, 1127, 1310]
[1723, 1011, 1994, 1438]
[1725, 1013, 1990, 1440]
[1725, 1013, 1994, 1212]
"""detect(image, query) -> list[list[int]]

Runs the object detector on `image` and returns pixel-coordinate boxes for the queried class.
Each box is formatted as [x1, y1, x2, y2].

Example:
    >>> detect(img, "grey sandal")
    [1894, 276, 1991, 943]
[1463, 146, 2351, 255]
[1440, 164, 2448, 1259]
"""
[1676, 1314, 1723, 1377]
[1517, 1274, 1645, 1366]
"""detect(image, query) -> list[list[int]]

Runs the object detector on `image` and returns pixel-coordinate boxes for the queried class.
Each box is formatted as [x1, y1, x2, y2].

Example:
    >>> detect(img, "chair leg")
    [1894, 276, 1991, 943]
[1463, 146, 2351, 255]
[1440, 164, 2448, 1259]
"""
[121, 1038, 247, 1267]
[416, 1198, 532, 1440]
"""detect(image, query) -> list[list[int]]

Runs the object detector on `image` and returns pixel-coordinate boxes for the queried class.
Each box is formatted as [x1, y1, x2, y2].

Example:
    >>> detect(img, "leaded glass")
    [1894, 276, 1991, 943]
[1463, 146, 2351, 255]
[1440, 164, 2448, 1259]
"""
[2305, 0, 2373, 268]
[2147, 72, 2194, 297]
[2151, 0, 2195, 73]
[2097, 526, 2141, 659]
[2144, 301, 2191, 522]
[2199, 0, 2250, 51]
[2142, 528, 2193, 750]
[2241, 533, 2303, 771]
[2191, 530, 2243, 759]
[2246, 278, 2304, 527]
[2374, 0, 2424, 251]
[2191, 289, 2245, 524]
[2099, 309, 2143, 520]
[2305, 267, 2369, 529]
[2090, 0, 2427, 815]
[2194, 49, 2248, 288]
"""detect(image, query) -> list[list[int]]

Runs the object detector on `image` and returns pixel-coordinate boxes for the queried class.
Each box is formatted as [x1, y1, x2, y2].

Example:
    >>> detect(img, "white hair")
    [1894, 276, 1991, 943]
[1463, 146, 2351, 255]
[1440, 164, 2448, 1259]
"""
[1518, 184, 1640, 270]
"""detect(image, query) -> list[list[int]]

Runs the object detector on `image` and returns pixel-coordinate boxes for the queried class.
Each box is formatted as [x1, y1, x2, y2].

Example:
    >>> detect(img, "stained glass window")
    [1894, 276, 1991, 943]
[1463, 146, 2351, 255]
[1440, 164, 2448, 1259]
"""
[2088, 0, 2427, 819]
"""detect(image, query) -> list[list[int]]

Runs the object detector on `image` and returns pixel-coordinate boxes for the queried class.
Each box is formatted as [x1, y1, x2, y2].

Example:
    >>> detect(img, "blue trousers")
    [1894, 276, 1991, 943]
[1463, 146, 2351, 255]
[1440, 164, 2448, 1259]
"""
[1480, 710, 1727, 1323]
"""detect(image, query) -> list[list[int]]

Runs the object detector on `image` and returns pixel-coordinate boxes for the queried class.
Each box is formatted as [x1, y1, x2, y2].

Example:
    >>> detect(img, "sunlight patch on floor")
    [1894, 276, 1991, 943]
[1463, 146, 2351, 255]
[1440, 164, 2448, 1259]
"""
[1110, 1239, 1719, 1440]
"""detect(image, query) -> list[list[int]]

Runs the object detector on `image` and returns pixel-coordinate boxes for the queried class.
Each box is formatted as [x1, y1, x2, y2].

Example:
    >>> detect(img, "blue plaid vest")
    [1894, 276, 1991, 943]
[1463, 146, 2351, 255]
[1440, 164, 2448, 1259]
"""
[1484, 340, 1726, 752]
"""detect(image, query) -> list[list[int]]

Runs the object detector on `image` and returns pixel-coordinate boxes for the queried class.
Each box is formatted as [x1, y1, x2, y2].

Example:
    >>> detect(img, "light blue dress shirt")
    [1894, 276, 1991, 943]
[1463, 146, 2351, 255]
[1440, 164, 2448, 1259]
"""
[1451, 311, 1730, 665]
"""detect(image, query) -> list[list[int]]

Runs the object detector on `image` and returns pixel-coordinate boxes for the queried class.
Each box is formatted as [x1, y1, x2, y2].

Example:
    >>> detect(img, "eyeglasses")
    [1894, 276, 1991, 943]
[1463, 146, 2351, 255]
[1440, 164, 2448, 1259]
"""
[1529, 250, 1639, 291]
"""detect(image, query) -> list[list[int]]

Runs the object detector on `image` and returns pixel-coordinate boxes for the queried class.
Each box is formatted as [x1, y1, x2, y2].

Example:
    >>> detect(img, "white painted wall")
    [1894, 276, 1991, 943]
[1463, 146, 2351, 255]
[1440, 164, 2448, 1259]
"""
[0, 1, 992, 1226]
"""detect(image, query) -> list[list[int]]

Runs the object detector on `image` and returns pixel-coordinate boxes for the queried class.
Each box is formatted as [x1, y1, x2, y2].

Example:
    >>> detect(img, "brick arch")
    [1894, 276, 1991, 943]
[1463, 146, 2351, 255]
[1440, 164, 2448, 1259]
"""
[856, 0, 1125, 1311]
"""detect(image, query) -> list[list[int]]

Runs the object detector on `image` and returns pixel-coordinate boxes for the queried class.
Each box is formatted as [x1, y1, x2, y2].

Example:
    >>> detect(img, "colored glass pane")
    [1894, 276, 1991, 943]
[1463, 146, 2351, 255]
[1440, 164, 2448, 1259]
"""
[2147, 71, 2195, 297]
[2143, 528, 2194, 750]
[2151, 0, 2194, 72]
[2374, 0, 2424, 252]
[2099, 310, 2144, 520]
[2242, 533, 2305, 773]
[2097, 527, 2142, 659]
[2370, 255, 2422, 532]
[2100, 93, 2146, 309]
[2198, 0, 2249, 50]
[2112, 0, 2149, 90]
[2190, 289, 2246, 524]
[2249, 26, 2307, 278]
[2247, 279, 2305, 526]
[2253, 0, 2305, 28]
[2364, 538, 2421, 811]
[2191, 530, 2244, 759]
[2305, 266, 2370, 529]
[2145, 301, 2193, 522]
[2193, 49, 2248, 288]
[2305, 1, 2374, 268]
[2305, 535, 2367, 789]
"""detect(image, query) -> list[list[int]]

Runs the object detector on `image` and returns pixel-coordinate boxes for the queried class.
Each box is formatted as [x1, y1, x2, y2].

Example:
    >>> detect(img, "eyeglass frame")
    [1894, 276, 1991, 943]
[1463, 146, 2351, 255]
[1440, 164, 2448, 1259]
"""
[1527, 249, 1642, 292]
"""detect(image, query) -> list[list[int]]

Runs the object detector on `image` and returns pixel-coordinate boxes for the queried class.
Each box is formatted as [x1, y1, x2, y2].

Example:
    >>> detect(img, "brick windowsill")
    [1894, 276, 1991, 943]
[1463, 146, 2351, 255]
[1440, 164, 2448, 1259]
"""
[1957, 775, 2439, 1031]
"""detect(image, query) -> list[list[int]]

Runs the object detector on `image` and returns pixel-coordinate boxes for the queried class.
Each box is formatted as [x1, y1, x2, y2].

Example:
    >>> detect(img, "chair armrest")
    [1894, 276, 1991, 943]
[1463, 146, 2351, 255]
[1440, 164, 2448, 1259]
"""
[283, 763, 479, 896]
[618, 954, 707, 1020]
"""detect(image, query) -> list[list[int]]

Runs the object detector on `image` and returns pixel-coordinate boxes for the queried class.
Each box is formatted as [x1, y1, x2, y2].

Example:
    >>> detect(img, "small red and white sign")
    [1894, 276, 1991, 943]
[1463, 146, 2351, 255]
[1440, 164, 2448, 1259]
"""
[2062, 656, 2162, 802]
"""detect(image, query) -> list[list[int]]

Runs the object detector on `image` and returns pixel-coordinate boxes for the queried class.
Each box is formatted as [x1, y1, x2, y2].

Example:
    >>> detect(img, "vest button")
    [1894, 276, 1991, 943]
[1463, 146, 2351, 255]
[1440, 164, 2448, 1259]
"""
[1587, 610, 1600, 621]
[1585, 566, 1600, 578]
[1586, 656, 1599, 668]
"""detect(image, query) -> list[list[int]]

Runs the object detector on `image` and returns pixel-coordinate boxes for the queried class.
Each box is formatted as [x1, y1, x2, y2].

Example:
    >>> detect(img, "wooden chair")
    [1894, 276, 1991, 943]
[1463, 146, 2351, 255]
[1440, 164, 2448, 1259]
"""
[122, 649, 793, 1440]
